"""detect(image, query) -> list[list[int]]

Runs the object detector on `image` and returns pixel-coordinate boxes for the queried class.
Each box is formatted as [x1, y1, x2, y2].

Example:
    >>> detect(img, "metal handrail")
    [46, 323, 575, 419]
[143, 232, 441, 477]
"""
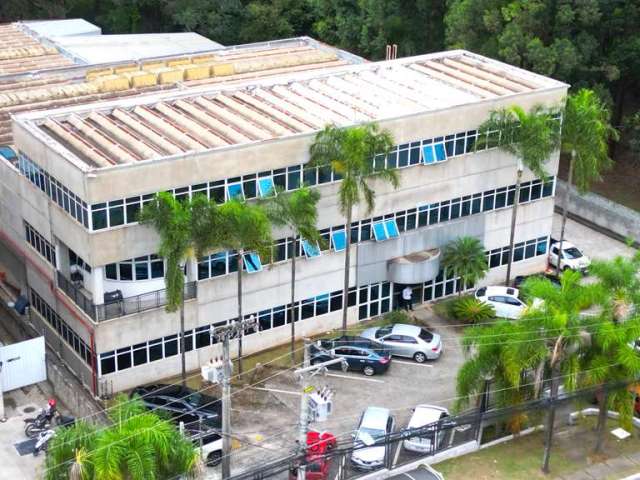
[56, 271, 196, 322]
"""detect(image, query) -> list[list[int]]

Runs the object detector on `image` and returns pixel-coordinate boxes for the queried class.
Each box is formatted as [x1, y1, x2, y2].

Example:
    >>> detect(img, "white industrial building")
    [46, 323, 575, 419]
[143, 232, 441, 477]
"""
[0, 35, 567, 394]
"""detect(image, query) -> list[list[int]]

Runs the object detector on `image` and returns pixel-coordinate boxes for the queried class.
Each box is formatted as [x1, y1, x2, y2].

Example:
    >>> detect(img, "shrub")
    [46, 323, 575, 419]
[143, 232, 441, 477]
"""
[452, 297, 495, 324]
[382, 309, 412, 325]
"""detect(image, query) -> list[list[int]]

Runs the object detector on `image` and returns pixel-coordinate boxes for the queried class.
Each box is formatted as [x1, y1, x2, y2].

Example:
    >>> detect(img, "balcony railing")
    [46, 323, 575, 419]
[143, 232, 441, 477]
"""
[56, 271, 197, 322]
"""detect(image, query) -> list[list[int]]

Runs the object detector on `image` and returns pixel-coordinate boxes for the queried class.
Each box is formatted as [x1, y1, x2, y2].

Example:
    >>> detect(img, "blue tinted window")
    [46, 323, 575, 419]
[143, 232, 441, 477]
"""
[372, 222, 388, 241]
[243, 252, 263, 273]
[302, 240, 321, 258]
[434, 143, 447, 162]
[331, 229, 347, 251]
[227, 183, 244, 201]
[422, 145, 435, 164]
[385, 220, 399, 238]
[257, 177, 275, 197]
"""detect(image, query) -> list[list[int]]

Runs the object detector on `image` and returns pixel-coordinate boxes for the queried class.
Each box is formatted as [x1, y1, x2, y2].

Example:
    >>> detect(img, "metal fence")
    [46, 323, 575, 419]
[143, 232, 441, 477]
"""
[56, 270, 197, 321]
[227, 379, 633, 480]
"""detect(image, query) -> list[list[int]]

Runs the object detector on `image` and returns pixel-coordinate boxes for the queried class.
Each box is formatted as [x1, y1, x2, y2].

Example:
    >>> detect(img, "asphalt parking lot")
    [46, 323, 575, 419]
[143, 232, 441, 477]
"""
[201, 305, 466, 480]
[203, 213, 637, 479]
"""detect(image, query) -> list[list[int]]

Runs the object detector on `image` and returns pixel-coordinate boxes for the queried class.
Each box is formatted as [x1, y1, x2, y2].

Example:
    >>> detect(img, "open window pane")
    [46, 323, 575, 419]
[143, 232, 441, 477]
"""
[243, 252, 263, 273]
[384, 219, 399, 238]
[434, 143, 447, 162]
[422, 144, 435, 164]
[331, 229, 347, 251]
[302, 240, 321, 258]
[257, 177, 276, 197]
[372, 222, 388, 241]
[227, 183, 244, 201]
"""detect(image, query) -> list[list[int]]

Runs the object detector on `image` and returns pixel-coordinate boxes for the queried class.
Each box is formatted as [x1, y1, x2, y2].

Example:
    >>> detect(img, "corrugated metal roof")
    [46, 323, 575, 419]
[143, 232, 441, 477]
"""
[0, 37, 360, 145]
[22, 50, 565, 170]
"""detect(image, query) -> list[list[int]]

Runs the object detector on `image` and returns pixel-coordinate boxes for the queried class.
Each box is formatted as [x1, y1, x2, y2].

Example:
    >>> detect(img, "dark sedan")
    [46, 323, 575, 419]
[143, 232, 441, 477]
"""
[310, 336, 391, 376]
[130, 384, 221, 428]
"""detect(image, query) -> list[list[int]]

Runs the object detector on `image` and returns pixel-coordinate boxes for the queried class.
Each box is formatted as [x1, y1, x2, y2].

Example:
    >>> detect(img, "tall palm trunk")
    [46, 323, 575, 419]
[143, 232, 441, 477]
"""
[341, 206, 353, 333]
[179, 289, 186, 387]
[505, 166, 523, 285]
[594, 386, 608, 454]
[542, 361, 560, 473]
[557, 150, 575, 276]
[290, 237, 297, 364]
[237, 248, 244, 376]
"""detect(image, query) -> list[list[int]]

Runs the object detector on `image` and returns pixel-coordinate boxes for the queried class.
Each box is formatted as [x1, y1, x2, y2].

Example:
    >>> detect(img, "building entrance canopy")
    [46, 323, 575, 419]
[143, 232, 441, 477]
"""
[387, 248, 441, 284]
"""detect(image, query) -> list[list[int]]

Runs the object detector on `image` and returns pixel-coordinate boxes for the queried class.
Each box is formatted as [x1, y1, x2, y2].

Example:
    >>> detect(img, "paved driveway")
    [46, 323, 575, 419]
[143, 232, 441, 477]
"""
[203, 305, 466, 479]
[203, 214, 636, 479]
[551, 213, 636, 261]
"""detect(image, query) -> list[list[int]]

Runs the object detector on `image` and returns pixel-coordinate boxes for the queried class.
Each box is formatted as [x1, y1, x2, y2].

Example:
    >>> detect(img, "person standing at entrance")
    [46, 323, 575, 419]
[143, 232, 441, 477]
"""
[402, 285, 413, 311]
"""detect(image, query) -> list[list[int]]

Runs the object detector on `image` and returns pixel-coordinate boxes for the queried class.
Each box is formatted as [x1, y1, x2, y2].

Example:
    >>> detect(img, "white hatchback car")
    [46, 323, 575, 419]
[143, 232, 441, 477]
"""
[548, 241, 591, 273]
[475, 286, 528, 319]
[403, 405, 450, 453]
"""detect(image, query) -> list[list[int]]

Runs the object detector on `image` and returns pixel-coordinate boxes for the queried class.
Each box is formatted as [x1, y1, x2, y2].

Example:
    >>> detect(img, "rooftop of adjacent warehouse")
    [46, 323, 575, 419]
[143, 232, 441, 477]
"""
[0, 24, 362, 145]
[16, 49, 568, 172]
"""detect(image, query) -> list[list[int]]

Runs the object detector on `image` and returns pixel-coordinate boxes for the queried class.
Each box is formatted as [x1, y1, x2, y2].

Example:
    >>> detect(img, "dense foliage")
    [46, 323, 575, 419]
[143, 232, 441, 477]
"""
[45, 395, 201, 480]
[2, 0, 639, 151]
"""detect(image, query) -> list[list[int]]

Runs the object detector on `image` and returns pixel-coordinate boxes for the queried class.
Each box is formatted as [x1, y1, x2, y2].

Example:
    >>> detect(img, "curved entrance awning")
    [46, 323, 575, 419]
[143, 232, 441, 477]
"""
[387, 248, 441, 284]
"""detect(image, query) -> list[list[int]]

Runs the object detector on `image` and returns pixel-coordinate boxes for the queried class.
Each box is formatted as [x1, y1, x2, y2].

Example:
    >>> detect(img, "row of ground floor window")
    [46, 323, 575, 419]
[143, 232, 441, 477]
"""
[95, 235, 549, 377]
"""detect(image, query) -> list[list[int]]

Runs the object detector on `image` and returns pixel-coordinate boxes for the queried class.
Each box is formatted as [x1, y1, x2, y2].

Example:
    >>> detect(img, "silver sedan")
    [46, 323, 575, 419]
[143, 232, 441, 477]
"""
[360, 323, 442, 363]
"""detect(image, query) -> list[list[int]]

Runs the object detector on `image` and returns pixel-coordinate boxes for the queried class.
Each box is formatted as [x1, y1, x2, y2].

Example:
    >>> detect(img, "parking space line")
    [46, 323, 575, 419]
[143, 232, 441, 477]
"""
[252, 387, 301, 395]
[393, 360, 434, 367]
[326, 373, 385, 383]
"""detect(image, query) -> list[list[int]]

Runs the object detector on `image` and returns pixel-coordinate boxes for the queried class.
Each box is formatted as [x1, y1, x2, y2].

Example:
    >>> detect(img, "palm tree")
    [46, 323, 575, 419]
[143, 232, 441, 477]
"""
[139, 192, 194, 386]
[589, 252, 640, 322]
[452, 297, 495, 324]
[456, 319, 538, 411]
[262, 186, 322, 362]
[584, 253, 640, 453]
[478, 105, 560, 284]
[519, 270, 602, 473]
[557, 89, 618, 275]
[582, 312, 640, 454]
[217, 199, 273, 374]
[45, 395, 201, 480]
[310, 123, 399, 332]
[441, 236, 489, 295]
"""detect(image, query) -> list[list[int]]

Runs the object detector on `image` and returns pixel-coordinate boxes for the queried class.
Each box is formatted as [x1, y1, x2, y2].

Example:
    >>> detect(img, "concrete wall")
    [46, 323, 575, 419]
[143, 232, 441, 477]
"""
[100, 306, 357, 393]
[555, 180, 640, 245]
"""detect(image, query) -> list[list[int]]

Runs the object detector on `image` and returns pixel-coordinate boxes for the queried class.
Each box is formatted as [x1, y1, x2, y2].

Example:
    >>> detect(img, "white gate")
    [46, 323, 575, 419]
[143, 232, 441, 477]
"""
[0, 337, 46, 392]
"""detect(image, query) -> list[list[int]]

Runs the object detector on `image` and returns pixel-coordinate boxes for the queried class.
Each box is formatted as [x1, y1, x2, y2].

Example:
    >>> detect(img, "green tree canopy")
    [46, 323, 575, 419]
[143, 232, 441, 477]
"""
[561, 89, 617, 193]
[478, 104, 561, 178]
[445, 0, 640, 126]
[310, 123, 398, 330]
[262, 186, 322, 360]
[45, 395, 201, 480]
[441, 236, 489, 294]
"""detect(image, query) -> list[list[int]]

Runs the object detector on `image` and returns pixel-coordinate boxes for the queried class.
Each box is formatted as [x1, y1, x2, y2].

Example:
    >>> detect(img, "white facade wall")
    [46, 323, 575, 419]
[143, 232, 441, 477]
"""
[1, 84, 567, 394]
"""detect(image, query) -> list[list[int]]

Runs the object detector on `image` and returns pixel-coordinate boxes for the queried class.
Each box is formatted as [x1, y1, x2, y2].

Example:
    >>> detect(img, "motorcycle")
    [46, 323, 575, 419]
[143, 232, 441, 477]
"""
[32, 415, 75, 456]
[24, 399, 58, 439]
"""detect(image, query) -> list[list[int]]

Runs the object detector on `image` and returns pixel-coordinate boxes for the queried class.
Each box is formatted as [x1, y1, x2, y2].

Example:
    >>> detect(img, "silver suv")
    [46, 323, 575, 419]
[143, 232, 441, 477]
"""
[351, 406, 394, 470]
[360, 323, 442, 363]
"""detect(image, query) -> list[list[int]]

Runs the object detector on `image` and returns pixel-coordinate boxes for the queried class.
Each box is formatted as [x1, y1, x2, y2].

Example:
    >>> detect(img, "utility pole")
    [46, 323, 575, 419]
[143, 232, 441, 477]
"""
[0, 361, 5, 422]
[297, 339, 311, 480]
[211, 317, 257, 480]
[505, 163, 523, 285]
[294, 339, 346, 480]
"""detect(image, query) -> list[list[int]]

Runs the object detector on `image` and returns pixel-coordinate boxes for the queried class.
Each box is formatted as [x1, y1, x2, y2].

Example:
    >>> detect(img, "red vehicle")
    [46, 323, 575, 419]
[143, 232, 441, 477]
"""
[289, 430, 337, 480]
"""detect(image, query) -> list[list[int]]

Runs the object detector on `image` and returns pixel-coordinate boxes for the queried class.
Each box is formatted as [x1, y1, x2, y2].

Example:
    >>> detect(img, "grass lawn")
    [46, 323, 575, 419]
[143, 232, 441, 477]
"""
[436, 417, 640, 480]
